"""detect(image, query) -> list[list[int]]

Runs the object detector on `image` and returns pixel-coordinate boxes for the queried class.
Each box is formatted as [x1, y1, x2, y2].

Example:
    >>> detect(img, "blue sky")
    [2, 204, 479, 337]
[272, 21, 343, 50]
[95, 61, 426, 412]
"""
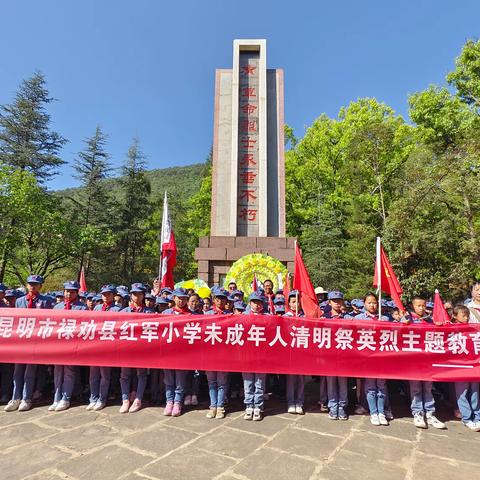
[1, 0, 479, 190]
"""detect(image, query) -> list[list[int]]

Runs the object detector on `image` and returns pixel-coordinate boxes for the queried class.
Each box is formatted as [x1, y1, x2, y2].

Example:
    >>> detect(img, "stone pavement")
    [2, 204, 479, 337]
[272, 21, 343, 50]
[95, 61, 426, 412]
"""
[1, 395, 479, 480]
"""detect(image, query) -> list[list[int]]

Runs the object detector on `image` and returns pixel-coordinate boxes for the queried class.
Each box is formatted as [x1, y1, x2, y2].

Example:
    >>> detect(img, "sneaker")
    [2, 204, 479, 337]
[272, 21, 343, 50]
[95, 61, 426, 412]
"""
[464, 421, 480, 432]
[287, 405, 296, 414]
[163, 401, 173, 416]
[191, 394, 198, 406]
[206, 407, 217, 419]
[172, 402, 182, 417]
[354, 404, 368, 415]
[370, 413, 381, 426]
[426, 412, 446, 429]
[128, 399, 142, 413]
[48, 402, 58, 412]
[295, 406, 304, 415]
[328, 411, 338, 420]
[384, 410, 394, 421]
[378, 413, 389, 426]
[18, 399, 32, 412]
[86, 402, 97, 411]
[93, 401, 106, 411]
[32, 390, 43, 401]
[215, 407, 225, 419]
[244, 406, 254, 420]
[119, 400, 130, 414]
[4, 399, 21, 412]
[338, 412, 348, 421]
[184, 395, 192, 406]
[55, 400, 70, 411]
[253, 407, 262, 421]
[319, 403, 329, 413]
[413, 412, 427, 429]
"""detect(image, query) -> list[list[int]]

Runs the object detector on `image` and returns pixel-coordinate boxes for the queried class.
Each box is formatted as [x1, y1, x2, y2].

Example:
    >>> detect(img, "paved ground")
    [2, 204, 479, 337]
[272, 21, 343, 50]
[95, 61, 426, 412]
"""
[1, 392, 478, 480]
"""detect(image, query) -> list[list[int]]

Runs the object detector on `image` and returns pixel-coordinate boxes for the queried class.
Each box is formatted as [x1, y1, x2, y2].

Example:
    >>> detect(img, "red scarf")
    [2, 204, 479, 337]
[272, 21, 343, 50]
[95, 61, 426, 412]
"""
[64, 300, 72, 310]
[174, 305, 190, 315]
[211, 305, 226, 315]
[266, 293, 275, 314]
[26, 293, 38, 308]
[102, 302, 113, 311]
[129, 302, 144, 313]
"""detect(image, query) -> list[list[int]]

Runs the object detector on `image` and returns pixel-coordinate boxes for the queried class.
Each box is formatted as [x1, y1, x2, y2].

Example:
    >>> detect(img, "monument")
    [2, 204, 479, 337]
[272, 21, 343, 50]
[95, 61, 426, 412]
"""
[195, 39, 295, 285]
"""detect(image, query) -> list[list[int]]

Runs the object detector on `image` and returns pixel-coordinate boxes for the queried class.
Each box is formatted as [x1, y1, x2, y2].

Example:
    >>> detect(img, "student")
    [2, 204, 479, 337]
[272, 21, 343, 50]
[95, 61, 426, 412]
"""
[263, 279, 275, 314]
[233, 301, 246, 314]
[87, 285, 122, 411]
[119, 283, 153, 413]
[466, 282, 480, 323]
[50, 281, 87, 412]
[162, 288, 190, 417]
[451, 305, 480, 431]
[242, 291, 268, 421]
[403, 296, 446, 429]
[324, 291, 351, 420]
[355, 293, 390, 426]
[145, 293, 156, 310]
[283, 290, 305, 415]
[5, 275, 52, 412]
[204, 287, 229, 419]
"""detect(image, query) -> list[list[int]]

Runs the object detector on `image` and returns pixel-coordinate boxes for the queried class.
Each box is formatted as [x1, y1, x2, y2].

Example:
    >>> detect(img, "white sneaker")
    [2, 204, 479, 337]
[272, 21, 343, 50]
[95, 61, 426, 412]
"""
[4, 399, 20, 412]
[253, 407, 262, 421]
[86, 402, 96, 411]
[413, 412, 427, 429]
[93, 401, 106, 411]
[191, 395, 198, 406]
[244, 406, 253, 420]
[295, 406, 304, 415]
[378, 413, 389, 426]
[55, 400, 70, 411]
[18, 399, 32, 412]
[287, 405, 296, 414]
[48, 402, 58, 411]
[184, 395, 192, 406]
[464, 421, 480, 432]
[370, 414, 381, 426]
[426, 412, 446, 429]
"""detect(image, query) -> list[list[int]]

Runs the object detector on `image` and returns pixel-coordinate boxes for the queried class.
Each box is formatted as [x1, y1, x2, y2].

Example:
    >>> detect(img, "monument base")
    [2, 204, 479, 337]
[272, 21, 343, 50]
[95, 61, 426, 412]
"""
[195, 236, 296, 286]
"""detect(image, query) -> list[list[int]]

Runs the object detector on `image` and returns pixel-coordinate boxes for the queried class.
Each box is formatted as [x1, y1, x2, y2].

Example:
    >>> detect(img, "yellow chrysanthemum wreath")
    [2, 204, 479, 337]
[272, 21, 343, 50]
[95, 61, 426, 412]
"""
[224, 253, 288, 295]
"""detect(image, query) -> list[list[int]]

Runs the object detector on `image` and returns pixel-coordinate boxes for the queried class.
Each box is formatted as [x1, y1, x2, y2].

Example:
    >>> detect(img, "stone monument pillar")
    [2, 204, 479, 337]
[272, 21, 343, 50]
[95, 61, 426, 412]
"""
[195, 39, 295, 285]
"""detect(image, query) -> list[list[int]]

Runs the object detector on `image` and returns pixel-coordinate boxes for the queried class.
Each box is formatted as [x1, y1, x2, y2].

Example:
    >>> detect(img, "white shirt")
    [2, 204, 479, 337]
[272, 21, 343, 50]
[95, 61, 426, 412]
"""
[467, 300, 480, 323]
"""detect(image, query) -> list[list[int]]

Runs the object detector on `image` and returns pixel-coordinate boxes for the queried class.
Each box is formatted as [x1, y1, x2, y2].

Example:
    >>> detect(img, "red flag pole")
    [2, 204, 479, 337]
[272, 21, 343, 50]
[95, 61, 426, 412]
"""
[376, 237, 382, 320]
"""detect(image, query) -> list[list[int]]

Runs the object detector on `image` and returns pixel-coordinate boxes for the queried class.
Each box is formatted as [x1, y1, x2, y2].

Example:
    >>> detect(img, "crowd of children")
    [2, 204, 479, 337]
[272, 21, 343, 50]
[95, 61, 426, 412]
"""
[1, 276, 479, 432]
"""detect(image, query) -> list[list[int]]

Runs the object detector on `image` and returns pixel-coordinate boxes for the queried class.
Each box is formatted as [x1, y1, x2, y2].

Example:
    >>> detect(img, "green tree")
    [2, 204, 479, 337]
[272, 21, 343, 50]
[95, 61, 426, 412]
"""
[0, 72, 67, 181]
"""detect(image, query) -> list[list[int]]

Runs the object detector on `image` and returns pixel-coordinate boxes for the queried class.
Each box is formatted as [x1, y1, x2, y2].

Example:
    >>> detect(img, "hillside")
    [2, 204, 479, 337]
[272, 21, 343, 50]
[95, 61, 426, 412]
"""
[57, 163, 206, 202]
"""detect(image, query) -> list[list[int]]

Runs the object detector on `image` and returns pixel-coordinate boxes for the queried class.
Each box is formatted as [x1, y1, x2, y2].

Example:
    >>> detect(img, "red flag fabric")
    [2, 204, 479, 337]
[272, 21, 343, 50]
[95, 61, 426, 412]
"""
[373, 242, 405, 312]
[433, 289, 450, 325]
[293, 243, 321, 318]
[79, 266, 87, 293]
[160, 192, 177, 290]
[252, 272, 258, 292]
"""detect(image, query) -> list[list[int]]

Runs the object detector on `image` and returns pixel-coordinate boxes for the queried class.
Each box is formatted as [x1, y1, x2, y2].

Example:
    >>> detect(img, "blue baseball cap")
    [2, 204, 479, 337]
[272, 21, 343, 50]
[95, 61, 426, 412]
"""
[275, 289, 284, 295]
[86, 292, 96, 300]
[172, 288, 189, 298]
[79, 291, 86, 298]
[63, 280, 81, 291]
[156, 296, 169, 305]
[212, 287, 229, 299]
[249, 291, 265, 303]
[4, 289, 16, 297]
[0, 283, 6, 292]
[233, 300, 246, 311]
[328, 291, 344, 300]
[274, 297, 285, 305]
[130, 283, 146, 293]
[166, 294, 173, 302]
[232, 289, 244, 298]
[161, 287, 173, 295]
[275, 304, 286, 313]
[93, 295, 102, 302]
[145, 293, 155, 301]
[27, 274, 44, 284]
[288, 289, 299, 299]
[100, 284, 117, 295]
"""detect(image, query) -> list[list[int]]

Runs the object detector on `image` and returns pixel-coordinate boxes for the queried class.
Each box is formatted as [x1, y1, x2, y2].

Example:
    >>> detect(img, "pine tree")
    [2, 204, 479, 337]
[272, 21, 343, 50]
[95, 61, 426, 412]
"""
[0, 72, 67, 181]
[116, 137, 152, 284]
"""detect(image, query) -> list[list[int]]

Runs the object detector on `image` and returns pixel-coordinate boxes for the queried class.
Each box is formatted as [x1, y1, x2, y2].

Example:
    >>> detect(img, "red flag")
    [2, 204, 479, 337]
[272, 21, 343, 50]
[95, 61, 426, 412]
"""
[79, 266, 87, 293]
[433, 289, 450, 325]
[159, 192, 177, 290]
[373, 240, 405, 311]
[252, 272, 258, 292]
[293, 242, 321, 318]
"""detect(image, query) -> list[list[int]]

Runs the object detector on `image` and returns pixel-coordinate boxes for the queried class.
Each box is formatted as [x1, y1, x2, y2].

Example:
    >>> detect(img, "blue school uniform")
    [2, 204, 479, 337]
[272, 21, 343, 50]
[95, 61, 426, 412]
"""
[354, 311, 390, 416]
[11, 294, 52, 403]
[52, 300, 87, 405]
[283, 311, 306, 409]
[120, 305, 153, 403]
